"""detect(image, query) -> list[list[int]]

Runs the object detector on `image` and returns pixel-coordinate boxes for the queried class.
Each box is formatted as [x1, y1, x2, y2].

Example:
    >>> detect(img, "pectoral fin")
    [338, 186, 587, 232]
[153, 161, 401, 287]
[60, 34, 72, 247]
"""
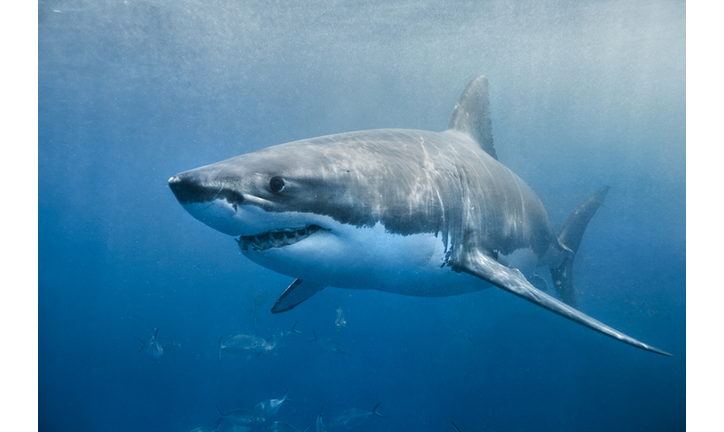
[271, 279, 326, 314]
[460, 250, 671, 356]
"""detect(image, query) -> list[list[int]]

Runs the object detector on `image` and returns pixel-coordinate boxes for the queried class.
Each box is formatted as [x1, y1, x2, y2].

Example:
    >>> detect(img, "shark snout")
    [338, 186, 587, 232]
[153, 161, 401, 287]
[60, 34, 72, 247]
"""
[168, 173, 245, 206]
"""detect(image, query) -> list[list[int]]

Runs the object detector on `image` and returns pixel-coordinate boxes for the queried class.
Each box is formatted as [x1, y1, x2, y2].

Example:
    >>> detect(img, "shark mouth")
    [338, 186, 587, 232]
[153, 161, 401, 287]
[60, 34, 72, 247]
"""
[238, 225, 325, 252]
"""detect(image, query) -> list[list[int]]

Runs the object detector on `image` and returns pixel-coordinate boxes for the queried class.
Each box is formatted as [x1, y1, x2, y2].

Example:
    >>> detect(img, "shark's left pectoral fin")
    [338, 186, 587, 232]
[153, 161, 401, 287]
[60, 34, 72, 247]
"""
[271, 279, 326, 314]
[460, 250, 672, 356]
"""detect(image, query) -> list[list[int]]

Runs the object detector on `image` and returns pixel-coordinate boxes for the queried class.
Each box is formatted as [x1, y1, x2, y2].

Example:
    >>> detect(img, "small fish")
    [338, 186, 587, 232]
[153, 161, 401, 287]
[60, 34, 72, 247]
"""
[265, 421, 308, 432]
[156, 335, 181, 351]
[253, 389, 291, 418]
[265, 323, 302, 352]
[309, 330, 347, 354]
[335, 308, 346, 333]
[136, 328, 164, 361]
[190, 417, 222, 432]
[328, 403, 383, 428]
[218, 333, 273, 362]
[316, 404, 326, 432]
[216, 406, 265, 426]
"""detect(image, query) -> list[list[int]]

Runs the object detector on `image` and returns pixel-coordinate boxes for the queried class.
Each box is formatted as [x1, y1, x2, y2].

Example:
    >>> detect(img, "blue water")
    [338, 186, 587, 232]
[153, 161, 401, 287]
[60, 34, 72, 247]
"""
[39, 1, 685, 431]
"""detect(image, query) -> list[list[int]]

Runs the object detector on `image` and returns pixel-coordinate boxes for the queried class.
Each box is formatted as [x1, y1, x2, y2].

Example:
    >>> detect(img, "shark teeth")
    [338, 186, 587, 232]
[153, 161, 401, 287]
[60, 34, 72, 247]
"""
[238, 225, 324, 252]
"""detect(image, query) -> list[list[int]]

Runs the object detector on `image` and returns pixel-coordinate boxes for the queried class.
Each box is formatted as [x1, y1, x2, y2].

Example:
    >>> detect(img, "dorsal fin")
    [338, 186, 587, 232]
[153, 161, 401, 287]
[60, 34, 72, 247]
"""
[446, 75, 497, 160]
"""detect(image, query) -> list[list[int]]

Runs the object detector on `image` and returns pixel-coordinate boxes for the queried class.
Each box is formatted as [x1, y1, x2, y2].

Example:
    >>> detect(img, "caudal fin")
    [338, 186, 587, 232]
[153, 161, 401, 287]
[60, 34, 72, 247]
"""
[291, 322, 302, 334]
[135, 337, 146, 353]
[215, 405, 225, 425]
[372, 402, 384, 418]
[550, 186, 610, 308]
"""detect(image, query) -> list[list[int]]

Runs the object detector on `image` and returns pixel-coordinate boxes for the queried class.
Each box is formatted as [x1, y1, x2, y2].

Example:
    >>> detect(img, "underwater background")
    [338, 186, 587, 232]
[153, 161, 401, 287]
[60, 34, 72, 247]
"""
[38, 1, 685, 431]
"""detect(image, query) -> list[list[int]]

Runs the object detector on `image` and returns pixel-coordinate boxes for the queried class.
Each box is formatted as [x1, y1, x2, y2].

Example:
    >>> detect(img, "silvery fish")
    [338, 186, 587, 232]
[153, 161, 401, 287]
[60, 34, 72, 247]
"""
[309, 330, 346, 354]
[136, 328, 163, 361]
[156, 335, 181, 351]
[190, 417, 222, 432]
[316, 405, 326, 432]
[218, 333, 273, 362]
[216, 406, 265, 425]
[265, 323, 302, 352]
[253, 389, 291, 418]
[334, 308, 346, 334]
[328, 403, 383, 428]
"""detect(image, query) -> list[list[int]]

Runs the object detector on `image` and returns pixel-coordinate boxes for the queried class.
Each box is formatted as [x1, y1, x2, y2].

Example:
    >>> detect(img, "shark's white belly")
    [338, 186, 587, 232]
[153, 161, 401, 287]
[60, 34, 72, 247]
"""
[211, 206, 494, 297]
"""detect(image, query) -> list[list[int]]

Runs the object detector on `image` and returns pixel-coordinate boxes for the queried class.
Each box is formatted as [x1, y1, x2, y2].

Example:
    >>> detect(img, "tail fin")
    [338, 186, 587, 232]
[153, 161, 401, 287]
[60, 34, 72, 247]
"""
[291, 322, 302, 334]
[135, 337, 146, 353]
[215, 405, 225, 425]
[550, 186, 610, 308]
[316, 401, 326, 432]
[372, 402, 384, 418]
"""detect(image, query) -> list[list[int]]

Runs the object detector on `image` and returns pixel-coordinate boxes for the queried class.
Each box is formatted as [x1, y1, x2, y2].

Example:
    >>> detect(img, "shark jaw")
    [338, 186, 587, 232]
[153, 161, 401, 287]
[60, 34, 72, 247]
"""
[237, 225, 326, 252]
[178, 198, 340, 258]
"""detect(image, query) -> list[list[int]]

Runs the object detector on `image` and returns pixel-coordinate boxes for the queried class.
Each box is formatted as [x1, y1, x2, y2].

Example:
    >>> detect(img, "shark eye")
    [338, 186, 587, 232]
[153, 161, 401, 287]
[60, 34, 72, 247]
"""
[270, 176, 285, 193]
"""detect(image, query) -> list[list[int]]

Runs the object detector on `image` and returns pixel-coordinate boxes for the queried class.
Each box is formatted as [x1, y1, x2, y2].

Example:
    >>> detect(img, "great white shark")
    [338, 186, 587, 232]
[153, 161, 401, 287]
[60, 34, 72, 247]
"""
[168, 76, 670, 356]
